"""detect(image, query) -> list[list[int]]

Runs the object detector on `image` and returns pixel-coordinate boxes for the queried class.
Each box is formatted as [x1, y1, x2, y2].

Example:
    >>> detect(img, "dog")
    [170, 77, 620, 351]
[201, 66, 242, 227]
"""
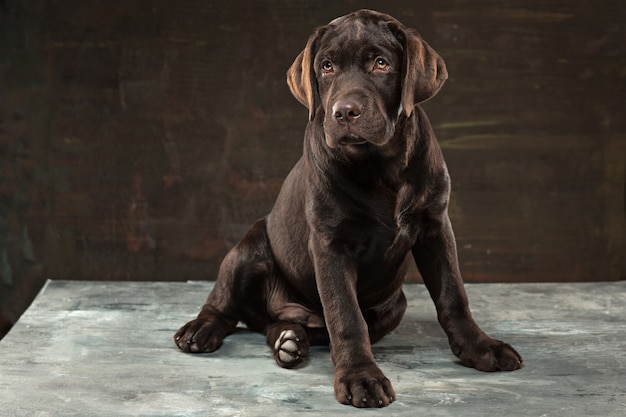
[174, 9, 523, 408]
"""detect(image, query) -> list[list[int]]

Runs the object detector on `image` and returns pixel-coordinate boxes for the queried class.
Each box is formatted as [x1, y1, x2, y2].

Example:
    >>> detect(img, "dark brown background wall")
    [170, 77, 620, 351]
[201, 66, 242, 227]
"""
[1, 0, 625, 338]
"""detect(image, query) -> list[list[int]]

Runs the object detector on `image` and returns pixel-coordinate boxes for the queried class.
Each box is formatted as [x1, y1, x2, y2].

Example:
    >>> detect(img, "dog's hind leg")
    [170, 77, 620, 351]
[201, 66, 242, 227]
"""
[363, 290, 407, 344]
[265, 322, 311, 368]
[413, 213, 523, 371]
[174, 218, 275, 353]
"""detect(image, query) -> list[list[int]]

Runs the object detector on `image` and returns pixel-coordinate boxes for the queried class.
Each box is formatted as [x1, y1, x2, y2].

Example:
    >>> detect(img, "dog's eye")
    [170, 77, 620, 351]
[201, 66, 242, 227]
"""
[374, 58, 389, 70]
[321, 60, 334, 73]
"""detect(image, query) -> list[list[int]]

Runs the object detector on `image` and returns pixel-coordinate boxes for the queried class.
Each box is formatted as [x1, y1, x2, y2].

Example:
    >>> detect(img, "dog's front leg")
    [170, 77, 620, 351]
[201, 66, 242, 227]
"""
[412, 211, 523, 371]
[309, 236, 395, 408]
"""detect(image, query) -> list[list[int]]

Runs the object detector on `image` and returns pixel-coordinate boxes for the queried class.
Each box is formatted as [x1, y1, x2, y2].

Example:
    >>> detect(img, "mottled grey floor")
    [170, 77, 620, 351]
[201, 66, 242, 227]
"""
[0, 280, 625, 416]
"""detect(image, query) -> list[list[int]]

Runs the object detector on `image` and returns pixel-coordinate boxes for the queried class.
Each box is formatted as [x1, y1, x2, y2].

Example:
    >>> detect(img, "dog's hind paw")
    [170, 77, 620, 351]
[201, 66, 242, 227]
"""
[273, 328, 309, 368]
[452, 336, 523, 372]
[173, 316, 234, 353]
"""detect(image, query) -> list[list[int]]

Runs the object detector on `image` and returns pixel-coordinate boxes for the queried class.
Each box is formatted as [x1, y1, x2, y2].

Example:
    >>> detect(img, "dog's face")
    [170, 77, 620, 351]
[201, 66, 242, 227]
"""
[314, 15, 403, 149]
[287, 10, 448, 151]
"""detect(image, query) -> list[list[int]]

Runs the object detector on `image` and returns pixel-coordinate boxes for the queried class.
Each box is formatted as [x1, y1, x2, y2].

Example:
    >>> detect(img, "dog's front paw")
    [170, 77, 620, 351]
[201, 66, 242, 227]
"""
[334, 366, 395, 408]
[173, 317, 232, 353]
[452, 337, 523, 372]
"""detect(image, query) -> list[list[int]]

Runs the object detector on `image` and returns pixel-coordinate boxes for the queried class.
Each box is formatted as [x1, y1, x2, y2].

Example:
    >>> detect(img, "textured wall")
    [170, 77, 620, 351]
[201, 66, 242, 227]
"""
[1, 0, 625, 336]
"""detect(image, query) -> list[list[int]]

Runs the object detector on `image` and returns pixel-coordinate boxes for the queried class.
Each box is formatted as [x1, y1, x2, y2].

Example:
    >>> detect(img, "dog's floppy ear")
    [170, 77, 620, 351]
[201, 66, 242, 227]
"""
[287, 26, 327, 121]
[392, 25, 448, 117]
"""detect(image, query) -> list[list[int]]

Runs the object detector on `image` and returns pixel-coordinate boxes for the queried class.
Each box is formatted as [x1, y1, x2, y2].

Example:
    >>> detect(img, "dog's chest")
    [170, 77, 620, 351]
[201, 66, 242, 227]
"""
[321, 185, 404, 254]
[310, 153, 421, 259]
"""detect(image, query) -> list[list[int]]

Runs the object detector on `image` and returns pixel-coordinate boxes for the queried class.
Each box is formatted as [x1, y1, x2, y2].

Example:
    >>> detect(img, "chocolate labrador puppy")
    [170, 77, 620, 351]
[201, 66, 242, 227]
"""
[174, 9, 522, 408]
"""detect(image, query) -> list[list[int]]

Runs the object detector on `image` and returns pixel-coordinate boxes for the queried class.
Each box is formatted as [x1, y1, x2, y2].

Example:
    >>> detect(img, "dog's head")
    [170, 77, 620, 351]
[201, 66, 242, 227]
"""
[287, 9, 447, 150]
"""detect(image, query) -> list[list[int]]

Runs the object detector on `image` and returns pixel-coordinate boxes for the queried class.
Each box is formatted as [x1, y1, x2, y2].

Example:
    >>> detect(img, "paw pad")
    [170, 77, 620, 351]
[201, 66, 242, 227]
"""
[274, 329, 304, 367]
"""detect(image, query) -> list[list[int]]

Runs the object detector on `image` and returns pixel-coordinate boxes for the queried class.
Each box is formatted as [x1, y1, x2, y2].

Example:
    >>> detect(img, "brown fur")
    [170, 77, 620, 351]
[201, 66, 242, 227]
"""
[174, 10, 522, 408]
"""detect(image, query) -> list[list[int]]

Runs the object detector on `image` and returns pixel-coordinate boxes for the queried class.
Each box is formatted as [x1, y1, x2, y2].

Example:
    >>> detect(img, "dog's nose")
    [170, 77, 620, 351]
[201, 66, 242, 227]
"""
[332, 99, 362, 124]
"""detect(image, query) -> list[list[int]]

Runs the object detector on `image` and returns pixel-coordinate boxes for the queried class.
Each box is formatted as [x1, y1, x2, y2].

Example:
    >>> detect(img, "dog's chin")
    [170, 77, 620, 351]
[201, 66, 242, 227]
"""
[340, 134, 368, 146]
[325, 134, 370, 149]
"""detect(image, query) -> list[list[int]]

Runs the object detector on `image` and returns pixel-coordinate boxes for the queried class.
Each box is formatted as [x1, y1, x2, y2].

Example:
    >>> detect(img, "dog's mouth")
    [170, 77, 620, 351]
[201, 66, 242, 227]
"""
[339, 134, 368, 146]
